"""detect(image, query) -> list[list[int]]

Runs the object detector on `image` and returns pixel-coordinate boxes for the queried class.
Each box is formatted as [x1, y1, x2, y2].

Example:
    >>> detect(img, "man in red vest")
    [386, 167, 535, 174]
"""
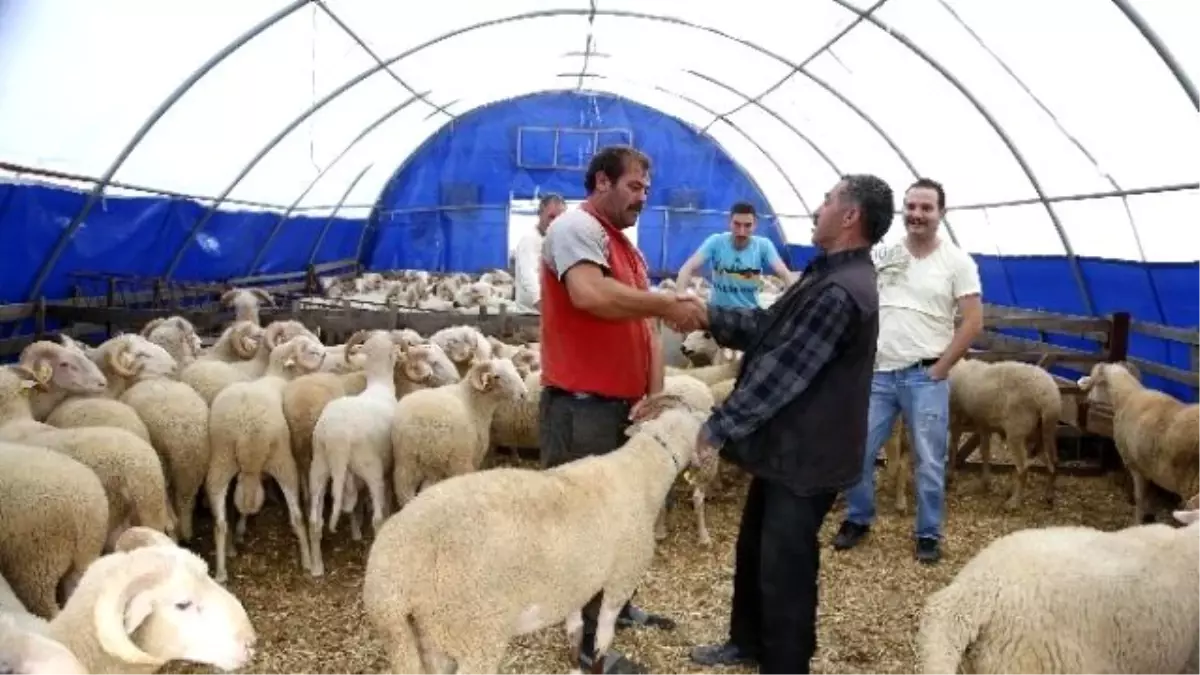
[539, 145, 703, 674]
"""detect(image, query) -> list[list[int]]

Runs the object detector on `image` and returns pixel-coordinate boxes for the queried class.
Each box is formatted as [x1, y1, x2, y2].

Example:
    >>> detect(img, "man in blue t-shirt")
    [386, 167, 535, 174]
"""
[675, 201, 796, 308]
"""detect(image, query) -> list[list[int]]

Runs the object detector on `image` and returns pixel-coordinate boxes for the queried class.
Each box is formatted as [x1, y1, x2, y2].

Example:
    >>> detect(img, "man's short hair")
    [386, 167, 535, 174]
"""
[841, 174, 895, 245]
[537, 193, 565, 214]
[730, 201, 756, 218]
[907, 177, 946, 211]
[585, 145, 651, 194]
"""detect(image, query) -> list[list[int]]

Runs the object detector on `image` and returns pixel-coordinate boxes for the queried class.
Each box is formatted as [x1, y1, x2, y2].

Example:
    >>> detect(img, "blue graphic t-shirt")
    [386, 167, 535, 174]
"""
[698, 233, 782, 308]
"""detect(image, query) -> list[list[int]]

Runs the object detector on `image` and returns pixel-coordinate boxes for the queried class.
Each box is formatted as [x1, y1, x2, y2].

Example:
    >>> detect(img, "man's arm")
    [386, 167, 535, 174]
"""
[930, 254, 985, 380]
[647, 319, 665, 395]
[762, 239, 797, 285]
[675, 236, 714, 291]
[545, 211, 684, 320]
[701, 286, 856, 448]
[705, 305, 768, 352]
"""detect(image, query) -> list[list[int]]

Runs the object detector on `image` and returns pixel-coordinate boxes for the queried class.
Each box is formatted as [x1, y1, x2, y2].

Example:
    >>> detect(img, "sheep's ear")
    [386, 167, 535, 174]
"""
[469, 362, 493, 391]
[1173, 509, 1199, 526]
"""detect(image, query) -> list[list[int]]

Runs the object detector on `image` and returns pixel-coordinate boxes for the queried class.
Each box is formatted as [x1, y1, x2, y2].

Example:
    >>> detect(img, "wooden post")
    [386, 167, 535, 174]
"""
[34, 298, 46, 339]
[105, 277, 116, 338]
[1107, 312, 1131, 362]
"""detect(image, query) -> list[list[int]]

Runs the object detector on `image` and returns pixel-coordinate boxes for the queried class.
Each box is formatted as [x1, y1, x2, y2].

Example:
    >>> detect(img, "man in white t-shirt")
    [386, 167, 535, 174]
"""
[511, 193, 566, 310]
[831, 178, 983, 564]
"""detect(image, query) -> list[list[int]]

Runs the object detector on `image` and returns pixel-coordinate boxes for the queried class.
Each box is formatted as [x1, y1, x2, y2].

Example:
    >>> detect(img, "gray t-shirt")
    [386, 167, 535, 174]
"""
[542, 208, 611, 281]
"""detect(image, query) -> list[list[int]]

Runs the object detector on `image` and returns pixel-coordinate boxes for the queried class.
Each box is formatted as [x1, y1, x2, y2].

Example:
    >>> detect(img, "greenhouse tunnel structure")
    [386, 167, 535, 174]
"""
[0, 0, 1196, 401]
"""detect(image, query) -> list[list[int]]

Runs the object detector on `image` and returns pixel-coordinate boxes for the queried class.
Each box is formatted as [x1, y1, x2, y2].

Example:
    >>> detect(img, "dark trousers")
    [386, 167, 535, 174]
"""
[539, 387, 637, 657]
[729, 476, 837, 674]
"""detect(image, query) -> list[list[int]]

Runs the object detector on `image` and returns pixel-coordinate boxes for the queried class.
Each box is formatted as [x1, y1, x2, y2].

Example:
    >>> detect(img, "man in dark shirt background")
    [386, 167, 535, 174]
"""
[670, 174, 895, 674]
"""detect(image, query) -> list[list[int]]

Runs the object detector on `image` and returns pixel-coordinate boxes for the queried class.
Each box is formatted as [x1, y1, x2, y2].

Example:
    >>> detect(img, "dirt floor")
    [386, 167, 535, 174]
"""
[166, 458, 1133, 674]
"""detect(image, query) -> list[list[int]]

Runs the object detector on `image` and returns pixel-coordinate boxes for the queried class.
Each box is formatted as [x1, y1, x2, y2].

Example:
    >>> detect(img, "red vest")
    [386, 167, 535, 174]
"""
[540, 202, 651, 401]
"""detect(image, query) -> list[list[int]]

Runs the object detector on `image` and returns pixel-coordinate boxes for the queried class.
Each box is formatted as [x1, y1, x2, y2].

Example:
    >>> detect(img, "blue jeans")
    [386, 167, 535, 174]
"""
[844, 365, 950, 540]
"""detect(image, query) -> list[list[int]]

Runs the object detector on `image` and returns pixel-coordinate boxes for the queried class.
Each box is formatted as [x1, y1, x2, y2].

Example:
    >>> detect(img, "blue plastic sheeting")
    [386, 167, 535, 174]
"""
[367, 91, 788, 273]
[0, 181, 364, 303]
[788, 243, 1199, 403]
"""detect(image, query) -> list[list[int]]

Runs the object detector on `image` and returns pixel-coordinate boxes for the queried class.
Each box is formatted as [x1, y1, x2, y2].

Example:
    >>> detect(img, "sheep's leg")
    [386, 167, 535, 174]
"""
[235, 512, 249, 541]
[393, 459, 422, 511]
[265, 450, 312, 574]
[172, 480, 199, 542]
[1041, 421, 1059, 506]
[1131, 471, 1149, 524]
[13, 557, 61, 619]
[358, 462, 391, 535]
[977, 430, 993, 494]
[565, 609, 585, 670]
[306, 453, 331, 577]
[590, 595, 627, 675]
[1004, 435, 1028, 511]
[344, 478, 363, 541]
[693, 486, 712, 546]
[653, 505, 668, 541]
[204, 466, 237, 583]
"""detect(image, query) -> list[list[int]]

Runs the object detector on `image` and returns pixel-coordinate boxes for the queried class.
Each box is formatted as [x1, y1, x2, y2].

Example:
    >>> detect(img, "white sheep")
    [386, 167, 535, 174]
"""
[206, 334, 327, 582]
[23, 340, 153, 444]
[0, 441, 109, 619]
[948, 358, 1063, 509]
[197, 320, 262, 363]
[917, 509, 1200, 673]
[0, 364, 175, 549]
[657, 375, 719, 545]
[308, 330, 403, 577]
[679, 330, 739, 367]
[139, 316, 203, 368]
[182, 320, 313, 405]
[1078, 361, 1200, 523]
[95, 334, 212, 542]
[23, 526, 256, 674]
[363, 394, 706, 674]
[429, 325, 493, 377]
[488, 371, 542, 460]
[220, 287, 274, 325]
[391, 357, 527, 509]
[664, 358, 740, 385]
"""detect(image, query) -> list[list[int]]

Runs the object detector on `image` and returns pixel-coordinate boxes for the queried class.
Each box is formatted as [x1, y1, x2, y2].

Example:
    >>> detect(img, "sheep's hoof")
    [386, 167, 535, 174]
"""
[1002, 496, 1021, 512]
[310, 564, 325, 578]
[698, 534, 712, 547]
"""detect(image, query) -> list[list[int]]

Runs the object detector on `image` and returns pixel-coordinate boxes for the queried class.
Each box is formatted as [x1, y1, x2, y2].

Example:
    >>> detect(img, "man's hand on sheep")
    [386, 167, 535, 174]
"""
[663, 294, 707, 333]
[694, 428, 718, 469]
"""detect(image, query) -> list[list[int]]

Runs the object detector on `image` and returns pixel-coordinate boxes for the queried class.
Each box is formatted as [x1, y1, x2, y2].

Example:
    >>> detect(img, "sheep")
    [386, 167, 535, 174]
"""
[0, 441, 108, 619]
[391, 357, 527, 510]
[198, 320, 262, 363]
[21, 340, 153, 443]
[182, 320, 313, 405]
[947, 358, 1062, 509]
[678, 330, 739, 367]
[710, 377, 734, 405]
[429, 325, 493, 378]
[664, 358, 740, 385]
[917, 509, 1200, 674]
[23, 526, 256, 674]
[206, 333, 327, 582]
[140, 316, 203, 368]
[650, 375, 720, 545]
[96, 334, 212, 542]
[308, 330, 404, 576]
[1078, 361, 1200, 523]
[282, 370, 369, 509]
[220, 286, 274, 324]
[363, 394, 706, 674]
[0, 365, 175, 549]
[0, 605, 88, 674]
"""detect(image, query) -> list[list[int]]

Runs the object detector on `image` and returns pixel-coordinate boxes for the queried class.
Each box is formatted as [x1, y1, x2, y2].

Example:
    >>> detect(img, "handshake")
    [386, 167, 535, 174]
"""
[662, 293, 708, 333]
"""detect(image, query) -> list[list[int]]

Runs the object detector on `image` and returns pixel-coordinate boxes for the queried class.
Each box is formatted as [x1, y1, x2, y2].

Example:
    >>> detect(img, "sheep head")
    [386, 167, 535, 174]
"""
[141, 317, 203, 363]
[91, 536, 256, 671]
[59, 334, 98, 360]
[624, 398, 708, 475]
[276, 335, 326, 376]
[263, 320, 313, 353]
[17, 341, 107, 395]
[223, 321, 264, 360]
[431, 325, 488, 365]
[679, 330, 722, 365]
[466, 357, 526, 399]
[346, 329, 395, 366]
[1174, 509, 1199, 527]
[390, 328, 425, 350]
[1076, 361, 1142, 404]
[101, 335, 178, 380]
[510, 346, 541, 378]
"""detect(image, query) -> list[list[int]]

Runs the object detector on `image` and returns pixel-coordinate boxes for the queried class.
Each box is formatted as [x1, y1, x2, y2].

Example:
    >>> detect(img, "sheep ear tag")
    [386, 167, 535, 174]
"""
[34, 361, 53, 384]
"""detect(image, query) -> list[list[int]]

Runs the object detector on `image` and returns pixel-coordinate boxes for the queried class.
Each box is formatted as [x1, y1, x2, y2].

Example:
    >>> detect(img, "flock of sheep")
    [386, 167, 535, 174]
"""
[0, 266, 1196, 674]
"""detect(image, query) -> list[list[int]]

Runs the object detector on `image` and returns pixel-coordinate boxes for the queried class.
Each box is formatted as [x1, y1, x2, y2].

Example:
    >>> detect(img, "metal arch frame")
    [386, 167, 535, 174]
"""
[245, 91, 430, 276]
[309, 162, 375, 266]
[702, 0, 893, 129]
[21, 0, 313, 307]
[1110, 0, 1198, 109]
[567, 72, 814, 217]
[824, 0, 1095, 314]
